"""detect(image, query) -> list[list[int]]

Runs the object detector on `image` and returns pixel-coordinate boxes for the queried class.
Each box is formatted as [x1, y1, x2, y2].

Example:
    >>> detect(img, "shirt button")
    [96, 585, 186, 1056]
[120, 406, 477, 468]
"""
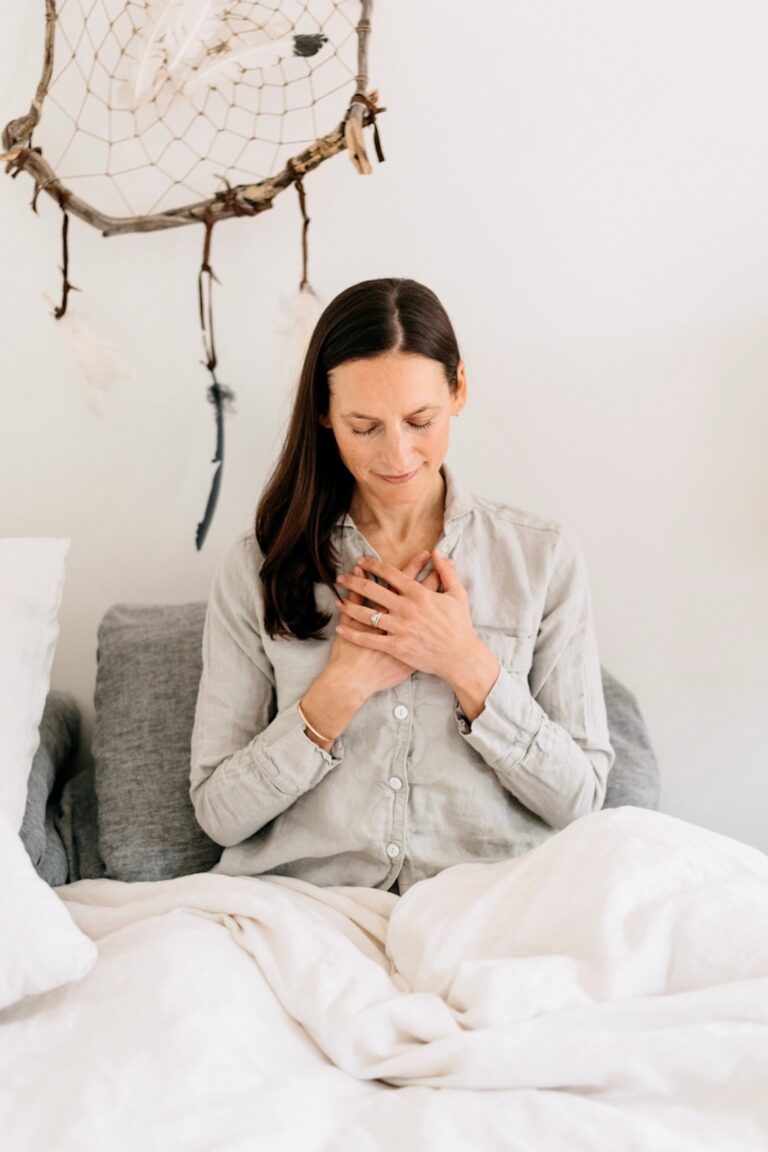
[393, 704, 409, 720]
[388, 776, 402, 791]
[386, 843, 400, 859]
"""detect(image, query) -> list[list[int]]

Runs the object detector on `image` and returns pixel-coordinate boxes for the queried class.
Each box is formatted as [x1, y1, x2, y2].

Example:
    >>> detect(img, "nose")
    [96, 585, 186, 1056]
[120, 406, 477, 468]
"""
[380, 427, 413, 473]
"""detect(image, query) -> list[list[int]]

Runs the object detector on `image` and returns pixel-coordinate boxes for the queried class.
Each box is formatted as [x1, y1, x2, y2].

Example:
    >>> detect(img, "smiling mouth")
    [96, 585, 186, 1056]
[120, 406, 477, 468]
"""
[380, 469, 418, 483]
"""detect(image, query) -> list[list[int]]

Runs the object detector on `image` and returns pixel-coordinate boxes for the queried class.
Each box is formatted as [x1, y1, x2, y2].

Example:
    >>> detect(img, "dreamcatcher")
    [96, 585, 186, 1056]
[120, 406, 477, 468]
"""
[2, 0, 384, 547]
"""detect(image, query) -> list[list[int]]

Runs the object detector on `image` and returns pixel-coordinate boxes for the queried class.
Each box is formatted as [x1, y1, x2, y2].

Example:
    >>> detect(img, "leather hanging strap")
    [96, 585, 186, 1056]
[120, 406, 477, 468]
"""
[195, 218, 234, 551]
[349, 91, 386, 163]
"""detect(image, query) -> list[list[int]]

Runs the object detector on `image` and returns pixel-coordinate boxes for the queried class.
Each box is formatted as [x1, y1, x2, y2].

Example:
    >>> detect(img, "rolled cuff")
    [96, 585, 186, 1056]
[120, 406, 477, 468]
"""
[255, 701, 344, 795]
[191, 703, 345, 848]
[453, 666, 609, 829]
[453, 664, 542, 768]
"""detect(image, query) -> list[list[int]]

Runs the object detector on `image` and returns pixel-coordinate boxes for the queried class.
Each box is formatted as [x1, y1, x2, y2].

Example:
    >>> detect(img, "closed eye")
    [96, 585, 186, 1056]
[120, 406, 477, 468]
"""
[351, 420, 434, 437]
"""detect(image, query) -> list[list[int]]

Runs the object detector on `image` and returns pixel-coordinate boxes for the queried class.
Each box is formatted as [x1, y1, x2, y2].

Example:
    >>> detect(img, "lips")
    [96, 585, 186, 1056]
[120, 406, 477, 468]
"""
[379, 469, 418, 484]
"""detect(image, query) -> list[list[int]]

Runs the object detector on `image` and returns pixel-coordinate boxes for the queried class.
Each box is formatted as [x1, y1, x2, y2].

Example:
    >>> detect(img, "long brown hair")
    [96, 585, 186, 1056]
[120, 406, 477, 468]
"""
[256, 278, 462, 639]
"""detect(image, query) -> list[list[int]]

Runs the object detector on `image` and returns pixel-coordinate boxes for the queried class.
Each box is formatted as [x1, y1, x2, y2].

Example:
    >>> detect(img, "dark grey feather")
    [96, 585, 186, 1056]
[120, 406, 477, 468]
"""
[293, 34, 328, 58]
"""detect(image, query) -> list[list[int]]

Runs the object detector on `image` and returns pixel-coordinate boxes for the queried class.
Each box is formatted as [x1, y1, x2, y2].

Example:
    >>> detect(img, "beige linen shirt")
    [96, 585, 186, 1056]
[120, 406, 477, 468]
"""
[189, 466, 615, 893]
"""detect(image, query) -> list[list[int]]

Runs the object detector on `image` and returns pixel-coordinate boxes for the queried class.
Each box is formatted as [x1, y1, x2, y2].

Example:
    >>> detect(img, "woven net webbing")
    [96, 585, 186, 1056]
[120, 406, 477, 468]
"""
[36, 0, 362, 220]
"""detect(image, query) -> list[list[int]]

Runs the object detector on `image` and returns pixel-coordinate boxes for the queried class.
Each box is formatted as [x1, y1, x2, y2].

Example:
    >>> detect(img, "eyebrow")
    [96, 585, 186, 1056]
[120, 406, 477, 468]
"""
[342, 405, 438, 420]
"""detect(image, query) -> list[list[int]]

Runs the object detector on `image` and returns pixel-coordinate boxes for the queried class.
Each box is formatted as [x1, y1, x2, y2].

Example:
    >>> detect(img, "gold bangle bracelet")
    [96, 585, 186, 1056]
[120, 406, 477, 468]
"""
[297, 700, 333, 744]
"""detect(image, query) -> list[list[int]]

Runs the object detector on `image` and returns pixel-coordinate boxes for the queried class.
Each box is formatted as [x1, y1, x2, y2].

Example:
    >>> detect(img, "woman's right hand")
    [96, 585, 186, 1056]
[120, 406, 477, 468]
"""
[326, 549, 441, 698]
[298, 550, 440, 748]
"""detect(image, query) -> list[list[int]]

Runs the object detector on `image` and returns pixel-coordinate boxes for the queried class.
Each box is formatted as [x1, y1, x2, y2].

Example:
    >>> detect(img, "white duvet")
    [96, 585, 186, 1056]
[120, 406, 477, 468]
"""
[1, 807, 767, 1151]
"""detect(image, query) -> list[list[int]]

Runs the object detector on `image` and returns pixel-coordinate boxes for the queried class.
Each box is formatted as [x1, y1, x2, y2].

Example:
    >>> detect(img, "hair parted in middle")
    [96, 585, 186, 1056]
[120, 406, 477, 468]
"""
[255, 277, 462, 640]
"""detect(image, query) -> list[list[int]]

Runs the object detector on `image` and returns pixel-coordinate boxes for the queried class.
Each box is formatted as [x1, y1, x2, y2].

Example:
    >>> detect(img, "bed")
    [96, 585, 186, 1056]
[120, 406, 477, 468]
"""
[3, 554, 767, 1152]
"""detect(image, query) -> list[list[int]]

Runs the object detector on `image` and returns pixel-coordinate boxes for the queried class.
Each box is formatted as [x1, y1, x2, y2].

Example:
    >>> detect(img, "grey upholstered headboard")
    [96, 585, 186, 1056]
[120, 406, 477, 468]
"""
[25, 603, 660, 885]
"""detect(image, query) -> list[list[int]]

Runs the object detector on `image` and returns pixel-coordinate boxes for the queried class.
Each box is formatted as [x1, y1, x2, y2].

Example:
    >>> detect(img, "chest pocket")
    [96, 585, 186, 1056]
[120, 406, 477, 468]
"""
[475, 624, 535, 675]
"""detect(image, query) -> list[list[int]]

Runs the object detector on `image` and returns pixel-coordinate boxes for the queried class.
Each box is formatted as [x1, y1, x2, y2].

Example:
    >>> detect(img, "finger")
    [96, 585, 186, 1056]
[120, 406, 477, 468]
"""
[337, 571, 401, 612]
[421, 568, 442, 593]
[401, 549, 431, 580]
[430, 549, 463, 596]
[337, 564, 371, 607]
[337, 599, 403, 633]
[345, 564, 367, 607]
[355, 556, 419, 597]
[336, 623, 394, 652]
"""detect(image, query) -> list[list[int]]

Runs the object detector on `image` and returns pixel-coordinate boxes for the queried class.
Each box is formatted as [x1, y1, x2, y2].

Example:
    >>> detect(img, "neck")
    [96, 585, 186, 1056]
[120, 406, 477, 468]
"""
[349, 468, 446, 546]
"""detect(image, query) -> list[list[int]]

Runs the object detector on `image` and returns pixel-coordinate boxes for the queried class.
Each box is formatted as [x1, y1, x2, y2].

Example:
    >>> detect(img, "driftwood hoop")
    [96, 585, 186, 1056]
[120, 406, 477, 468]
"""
[2, 0, 384, 236]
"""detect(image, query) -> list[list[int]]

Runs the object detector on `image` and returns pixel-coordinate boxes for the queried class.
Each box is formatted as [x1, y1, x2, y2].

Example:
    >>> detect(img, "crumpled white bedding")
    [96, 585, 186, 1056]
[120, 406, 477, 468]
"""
[1, 807, 767, 1152]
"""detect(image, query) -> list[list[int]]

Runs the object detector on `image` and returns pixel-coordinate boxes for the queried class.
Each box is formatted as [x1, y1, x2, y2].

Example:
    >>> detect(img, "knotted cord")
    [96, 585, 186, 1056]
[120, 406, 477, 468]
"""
[195, 218, 235, 549]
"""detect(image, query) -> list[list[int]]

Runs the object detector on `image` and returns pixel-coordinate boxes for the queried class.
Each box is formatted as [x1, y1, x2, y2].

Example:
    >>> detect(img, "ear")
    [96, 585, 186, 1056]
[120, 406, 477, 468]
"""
[452, 361, 468, 416]
[318, 414, 332, 429]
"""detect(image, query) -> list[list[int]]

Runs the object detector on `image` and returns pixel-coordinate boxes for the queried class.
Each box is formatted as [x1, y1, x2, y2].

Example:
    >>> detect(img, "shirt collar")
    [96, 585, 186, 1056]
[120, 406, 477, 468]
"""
[441, 463, 475, 525]
[334, 463, 474, 531]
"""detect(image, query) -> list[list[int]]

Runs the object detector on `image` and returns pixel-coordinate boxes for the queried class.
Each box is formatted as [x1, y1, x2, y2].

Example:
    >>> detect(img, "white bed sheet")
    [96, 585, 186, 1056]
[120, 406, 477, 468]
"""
[1, 806, 767, 1152]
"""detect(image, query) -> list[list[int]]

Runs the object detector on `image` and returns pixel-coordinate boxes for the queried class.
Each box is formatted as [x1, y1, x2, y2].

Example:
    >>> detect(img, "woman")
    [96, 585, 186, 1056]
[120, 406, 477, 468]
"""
[189, 278, 615, 894]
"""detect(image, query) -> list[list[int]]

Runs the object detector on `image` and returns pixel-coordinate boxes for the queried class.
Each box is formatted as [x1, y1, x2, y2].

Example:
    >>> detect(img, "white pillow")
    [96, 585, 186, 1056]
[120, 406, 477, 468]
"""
[0, 811, 97, 1010]
[0, 538, 69, 831]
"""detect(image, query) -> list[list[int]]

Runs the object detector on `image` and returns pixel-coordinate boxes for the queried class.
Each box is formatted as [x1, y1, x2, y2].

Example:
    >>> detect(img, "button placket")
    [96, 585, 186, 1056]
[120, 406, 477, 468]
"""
[385, 677, 413, 878]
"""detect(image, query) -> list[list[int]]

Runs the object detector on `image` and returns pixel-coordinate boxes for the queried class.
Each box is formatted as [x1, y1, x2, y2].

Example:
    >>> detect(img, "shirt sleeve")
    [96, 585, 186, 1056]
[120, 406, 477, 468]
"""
[189, 535, 344, 848]
[454, 527, 615, 830]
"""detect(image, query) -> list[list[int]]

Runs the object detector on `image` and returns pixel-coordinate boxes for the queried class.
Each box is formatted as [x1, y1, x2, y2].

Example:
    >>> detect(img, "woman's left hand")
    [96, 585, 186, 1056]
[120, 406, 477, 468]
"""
[335, 548, 489, 686]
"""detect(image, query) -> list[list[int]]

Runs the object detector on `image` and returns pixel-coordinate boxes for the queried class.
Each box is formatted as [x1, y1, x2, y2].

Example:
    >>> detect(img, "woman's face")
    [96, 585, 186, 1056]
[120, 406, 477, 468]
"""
[322, 352, 467, 507]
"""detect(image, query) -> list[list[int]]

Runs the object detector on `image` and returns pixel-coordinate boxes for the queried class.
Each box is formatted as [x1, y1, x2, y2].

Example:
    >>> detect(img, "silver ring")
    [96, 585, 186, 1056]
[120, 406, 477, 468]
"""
[369, 610, 383, 629]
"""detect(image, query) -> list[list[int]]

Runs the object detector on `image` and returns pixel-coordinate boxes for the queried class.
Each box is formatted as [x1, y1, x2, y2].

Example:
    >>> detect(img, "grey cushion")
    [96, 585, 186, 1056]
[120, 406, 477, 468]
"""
[88, 601, 659, 883]
[37, 808, 70, 887]
[602, 669, 660, 810]
[57, 759, 105, 882]
[92, 602, 222, 882]
[20, 737, 56, 869]
[20, 691, 80, 886]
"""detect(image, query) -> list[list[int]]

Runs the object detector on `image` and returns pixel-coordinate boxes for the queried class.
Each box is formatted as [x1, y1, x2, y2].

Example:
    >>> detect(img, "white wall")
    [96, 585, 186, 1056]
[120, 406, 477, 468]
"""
[2, 1, 766, 851]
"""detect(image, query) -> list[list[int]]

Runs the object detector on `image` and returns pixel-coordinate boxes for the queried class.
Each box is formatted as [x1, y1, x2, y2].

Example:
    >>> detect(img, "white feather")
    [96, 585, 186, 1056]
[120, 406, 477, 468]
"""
[123, 1, 298, 108]
[128, 0, 228, 108]
[130, 0, 175, 108]
[192, 33, 298, 89]
[163, 0, 222, 79]
[276, 285, 325, 388]
[44, 296, 135, 417]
